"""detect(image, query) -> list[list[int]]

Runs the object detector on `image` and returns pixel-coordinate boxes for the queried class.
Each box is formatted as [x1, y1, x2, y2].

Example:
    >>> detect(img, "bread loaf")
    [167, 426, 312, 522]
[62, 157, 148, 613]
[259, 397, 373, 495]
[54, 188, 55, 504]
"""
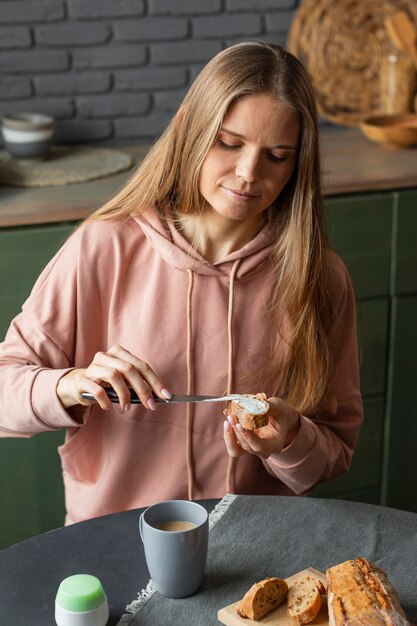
[326, 557, 410, 626]
[287, 575, 326, 624]
[237, 577, 288, 620]
[225, 393, 269, 430]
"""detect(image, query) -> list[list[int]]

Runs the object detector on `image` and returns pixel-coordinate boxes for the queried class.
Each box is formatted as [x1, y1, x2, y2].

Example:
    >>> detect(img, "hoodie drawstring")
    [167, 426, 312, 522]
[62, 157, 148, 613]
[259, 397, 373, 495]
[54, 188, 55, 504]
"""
[226, 259, 240, 494]
[186, 268, 195, 500]
[185, 259, 241, 501]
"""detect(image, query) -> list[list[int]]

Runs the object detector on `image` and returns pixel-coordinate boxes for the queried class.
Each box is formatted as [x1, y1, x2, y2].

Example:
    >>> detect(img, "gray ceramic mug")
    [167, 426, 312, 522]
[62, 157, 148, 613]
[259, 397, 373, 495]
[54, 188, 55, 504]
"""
[139, 500, 209, 598]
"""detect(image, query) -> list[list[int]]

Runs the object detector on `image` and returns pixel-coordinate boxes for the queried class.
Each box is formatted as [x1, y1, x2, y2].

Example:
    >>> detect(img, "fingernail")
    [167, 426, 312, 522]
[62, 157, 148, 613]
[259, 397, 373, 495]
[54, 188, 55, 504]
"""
[227, 415, 234, 426]
[124, 403, 130, 413]
[147, 397, 157, 411]
[224, 420, 230, 433]
[161, 388, 172, 400]
[236, 424, 245, 433]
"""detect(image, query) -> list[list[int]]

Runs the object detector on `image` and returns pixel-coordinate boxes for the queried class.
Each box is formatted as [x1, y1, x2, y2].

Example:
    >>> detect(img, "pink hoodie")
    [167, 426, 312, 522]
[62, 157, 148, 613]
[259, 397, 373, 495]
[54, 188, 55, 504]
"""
[0, 209, 363, 524]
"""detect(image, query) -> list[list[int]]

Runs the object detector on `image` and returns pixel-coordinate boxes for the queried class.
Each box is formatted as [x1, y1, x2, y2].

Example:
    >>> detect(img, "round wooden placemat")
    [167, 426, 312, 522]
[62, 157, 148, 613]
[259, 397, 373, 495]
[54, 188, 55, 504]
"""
[0, 145, 133, 187]
[288, 0, 417, 126]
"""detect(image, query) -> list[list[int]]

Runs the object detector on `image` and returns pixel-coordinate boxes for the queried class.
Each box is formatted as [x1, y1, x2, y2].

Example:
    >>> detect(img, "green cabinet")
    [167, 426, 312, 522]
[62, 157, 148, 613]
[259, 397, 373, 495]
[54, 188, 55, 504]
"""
[0, 223, 75, 337]
[382, 295, 417, 510]
[324, 193, 392, 299]
[392, 190, 417, 294]
[0, 223, 74, 549]
[0, 430, 65, 548]
[381, 192, 417, 510]
[311, 190, 417, 512]
[0, 187, 416, 549]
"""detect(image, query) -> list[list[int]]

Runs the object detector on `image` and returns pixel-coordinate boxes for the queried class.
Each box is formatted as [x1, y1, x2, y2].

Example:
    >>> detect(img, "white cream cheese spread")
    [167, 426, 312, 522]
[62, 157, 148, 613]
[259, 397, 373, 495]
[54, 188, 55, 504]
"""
[228, 394, 268, 414]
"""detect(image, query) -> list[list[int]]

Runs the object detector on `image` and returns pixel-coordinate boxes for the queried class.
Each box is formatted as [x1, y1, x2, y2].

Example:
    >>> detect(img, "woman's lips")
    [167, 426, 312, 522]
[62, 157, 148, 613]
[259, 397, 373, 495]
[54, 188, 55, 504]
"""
[221, 186, 260, 201]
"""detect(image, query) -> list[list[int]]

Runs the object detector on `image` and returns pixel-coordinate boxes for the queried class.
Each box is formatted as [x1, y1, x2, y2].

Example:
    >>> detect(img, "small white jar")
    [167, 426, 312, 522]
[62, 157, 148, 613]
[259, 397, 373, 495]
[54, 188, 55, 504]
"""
[55, 574, 109, 626]
[2, 112, 54, 159]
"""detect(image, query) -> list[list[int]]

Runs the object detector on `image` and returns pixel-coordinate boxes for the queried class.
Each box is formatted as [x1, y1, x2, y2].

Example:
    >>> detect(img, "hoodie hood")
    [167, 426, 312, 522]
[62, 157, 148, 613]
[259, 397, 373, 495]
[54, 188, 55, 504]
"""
[133, 207, 276, 278]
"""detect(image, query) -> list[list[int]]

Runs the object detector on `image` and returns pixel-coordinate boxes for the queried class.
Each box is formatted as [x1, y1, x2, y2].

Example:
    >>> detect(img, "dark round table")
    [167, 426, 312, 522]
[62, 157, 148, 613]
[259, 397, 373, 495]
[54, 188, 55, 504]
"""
[1, 496, 416, 625]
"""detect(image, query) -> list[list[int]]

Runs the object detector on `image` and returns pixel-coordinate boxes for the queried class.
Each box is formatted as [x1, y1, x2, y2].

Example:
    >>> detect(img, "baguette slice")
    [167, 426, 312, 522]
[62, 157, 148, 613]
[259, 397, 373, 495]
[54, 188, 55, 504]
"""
[326, 557, 410, 626]
[287, 575, 326, 624]
[225, 393, 269, 430]
[237, 577, 288, 620]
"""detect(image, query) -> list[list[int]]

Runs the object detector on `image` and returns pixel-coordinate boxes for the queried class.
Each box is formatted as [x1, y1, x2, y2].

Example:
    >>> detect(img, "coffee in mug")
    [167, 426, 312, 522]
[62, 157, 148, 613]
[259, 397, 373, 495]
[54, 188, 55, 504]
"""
[139, 500, 208, 598]
[154, 520, 197, 531]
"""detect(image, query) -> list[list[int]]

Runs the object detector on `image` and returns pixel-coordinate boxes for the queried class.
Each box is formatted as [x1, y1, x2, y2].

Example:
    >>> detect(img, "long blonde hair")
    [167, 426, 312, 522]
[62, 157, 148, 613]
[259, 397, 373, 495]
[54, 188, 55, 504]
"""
[88, 41, 334, 415]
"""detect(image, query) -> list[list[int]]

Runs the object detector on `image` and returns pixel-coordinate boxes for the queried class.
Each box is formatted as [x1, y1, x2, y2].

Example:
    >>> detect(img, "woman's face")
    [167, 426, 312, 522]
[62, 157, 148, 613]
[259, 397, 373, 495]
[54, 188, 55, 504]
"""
[199, 93, 300, 224]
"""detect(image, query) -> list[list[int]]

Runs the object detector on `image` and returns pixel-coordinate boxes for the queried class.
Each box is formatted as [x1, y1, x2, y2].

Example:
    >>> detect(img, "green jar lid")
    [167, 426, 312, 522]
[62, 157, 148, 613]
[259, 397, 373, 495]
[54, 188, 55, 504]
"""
[55, 574, 106, 612]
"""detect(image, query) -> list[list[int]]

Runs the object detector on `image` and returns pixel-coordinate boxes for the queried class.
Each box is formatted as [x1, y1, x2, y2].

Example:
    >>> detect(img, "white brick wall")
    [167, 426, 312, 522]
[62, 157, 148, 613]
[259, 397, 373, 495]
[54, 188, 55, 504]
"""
[0, 0, 300, 143]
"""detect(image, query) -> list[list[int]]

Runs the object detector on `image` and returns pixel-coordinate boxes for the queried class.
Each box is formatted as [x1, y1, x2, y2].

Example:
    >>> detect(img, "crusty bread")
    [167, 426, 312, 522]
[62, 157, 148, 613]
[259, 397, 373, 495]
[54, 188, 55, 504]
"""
[326, 557, 410, 626]
[225, 393, 269, 430]
[287, 575, 326, 624]
[237, 577, 288, 620]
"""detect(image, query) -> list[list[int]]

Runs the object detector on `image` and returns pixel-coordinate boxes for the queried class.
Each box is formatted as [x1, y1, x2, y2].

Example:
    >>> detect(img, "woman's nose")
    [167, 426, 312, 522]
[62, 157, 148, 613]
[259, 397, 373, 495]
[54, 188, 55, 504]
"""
[235, 151, 261, 182]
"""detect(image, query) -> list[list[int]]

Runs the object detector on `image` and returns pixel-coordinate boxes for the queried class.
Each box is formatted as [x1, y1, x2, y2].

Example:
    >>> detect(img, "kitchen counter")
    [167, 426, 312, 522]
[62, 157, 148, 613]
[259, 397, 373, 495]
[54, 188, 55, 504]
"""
[321, 126, 417, 195]
[0, 144, 148, 228]
[1, 128, 417, 227]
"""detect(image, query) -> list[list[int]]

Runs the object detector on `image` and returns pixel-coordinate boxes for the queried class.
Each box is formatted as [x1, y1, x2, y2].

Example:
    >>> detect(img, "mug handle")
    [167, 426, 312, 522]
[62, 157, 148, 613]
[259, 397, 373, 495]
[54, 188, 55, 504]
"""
[139, 512, 145, 542]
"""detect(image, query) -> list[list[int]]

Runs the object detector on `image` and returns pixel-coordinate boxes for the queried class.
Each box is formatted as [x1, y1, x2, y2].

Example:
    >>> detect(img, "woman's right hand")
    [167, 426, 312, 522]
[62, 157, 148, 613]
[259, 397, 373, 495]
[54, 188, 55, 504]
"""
[56, 344, 171, 411]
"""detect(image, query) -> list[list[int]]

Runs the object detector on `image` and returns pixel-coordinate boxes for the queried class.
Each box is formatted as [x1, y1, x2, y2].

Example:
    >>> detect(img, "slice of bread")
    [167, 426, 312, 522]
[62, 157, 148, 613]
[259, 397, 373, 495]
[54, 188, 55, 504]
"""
[237, 577, 288, 620]
[287, 575, 326, 624]
[225, 393, 269, 430]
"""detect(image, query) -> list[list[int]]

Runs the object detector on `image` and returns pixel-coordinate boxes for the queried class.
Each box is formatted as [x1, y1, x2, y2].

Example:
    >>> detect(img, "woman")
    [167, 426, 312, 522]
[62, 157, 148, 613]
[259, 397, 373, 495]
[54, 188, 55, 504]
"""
[0, 42, 363, 524]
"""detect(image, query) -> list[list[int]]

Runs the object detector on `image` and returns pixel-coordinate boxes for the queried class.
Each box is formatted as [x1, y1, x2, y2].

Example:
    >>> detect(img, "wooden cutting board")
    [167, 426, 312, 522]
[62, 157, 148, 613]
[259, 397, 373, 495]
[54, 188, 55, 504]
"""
[218, 567, 328, 626]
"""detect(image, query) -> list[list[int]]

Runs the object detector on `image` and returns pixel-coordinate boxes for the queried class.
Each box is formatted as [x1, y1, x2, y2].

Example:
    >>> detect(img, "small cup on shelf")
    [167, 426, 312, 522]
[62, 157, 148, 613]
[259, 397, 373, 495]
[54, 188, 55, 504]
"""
[1, 112, 54, 159]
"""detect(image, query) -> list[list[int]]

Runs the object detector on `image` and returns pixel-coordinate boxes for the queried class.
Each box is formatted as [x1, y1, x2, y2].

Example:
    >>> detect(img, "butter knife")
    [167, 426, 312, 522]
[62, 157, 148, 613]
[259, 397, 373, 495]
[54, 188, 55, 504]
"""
[81, 388, 237, 404]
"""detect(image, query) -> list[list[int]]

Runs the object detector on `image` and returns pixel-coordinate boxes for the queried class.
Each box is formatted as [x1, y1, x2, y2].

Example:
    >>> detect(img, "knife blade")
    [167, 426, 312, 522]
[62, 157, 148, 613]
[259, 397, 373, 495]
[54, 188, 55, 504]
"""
[81, 388, 237, 404]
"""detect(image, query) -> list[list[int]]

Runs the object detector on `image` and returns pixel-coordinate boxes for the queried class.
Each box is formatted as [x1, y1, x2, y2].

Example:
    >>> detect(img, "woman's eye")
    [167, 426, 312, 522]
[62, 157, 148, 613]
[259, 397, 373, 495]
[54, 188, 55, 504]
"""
[268, 153, 287, 163]
[218, 139, 239, 150]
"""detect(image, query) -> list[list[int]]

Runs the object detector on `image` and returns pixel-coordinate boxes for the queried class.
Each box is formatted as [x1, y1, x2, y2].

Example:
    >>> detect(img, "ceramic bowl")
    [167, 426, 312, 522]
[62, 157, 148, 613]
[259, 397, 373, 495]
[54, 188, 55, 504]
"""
[360, 113, 417, 149]
[1, 112, 54, 159]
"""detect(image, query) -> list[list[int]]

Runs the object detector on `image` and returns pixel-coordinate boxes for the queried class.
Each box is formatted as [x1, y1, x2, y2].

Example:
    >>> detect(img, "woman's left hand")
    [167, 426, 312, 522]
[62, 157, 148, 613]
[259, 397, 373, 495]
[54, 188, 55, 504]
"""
[223, 397, 300, 460]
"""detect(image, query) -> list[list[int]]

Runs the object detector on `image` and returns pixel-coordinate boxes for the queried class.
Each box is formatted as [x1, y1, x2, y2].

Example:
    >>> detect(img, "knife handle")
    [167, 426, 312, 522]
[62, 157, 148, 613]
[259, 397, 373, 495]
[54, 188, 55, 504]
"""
[81, 388, 161, 404]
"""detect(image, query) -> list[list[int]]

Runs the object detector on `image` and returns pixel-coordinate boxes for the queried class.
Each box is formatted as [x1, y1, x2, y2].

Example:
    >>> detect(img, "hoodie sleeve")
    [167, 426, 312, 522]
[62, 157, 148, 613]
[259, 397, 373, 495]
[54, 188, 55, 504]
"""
[0, 227, 91, 437]
[263, 253, 364, 494]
